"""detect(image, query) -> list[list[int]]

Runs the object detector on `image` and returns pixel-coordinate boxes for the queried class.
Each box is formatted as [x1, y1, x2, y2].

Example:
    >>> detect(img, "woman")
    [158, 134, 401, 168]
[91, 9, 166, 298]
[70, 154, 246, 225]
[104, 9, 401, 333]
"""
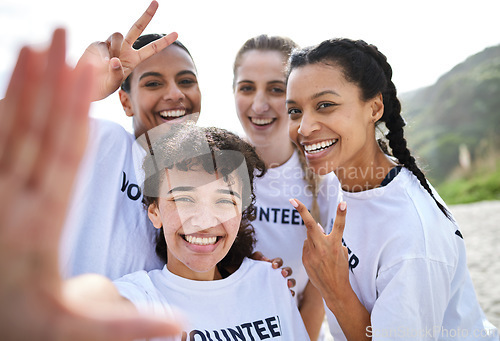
[287, 38, 498, 339]
[233, 35, 334, 340]
[108, 123, 311, 340]
[60, 1, 202, 280]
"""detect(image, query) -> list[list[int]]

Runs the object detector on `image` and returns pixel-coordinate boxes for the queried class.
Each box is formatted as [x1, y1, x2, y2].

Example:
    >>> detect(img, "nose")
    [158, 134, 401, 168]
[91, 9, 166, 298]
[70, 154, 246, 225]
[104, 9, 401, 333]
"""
[297, 112, 320, 137]
[162, 84, 185, 103]
[251, 91, 270, 114]
[183, 204, 219, 234]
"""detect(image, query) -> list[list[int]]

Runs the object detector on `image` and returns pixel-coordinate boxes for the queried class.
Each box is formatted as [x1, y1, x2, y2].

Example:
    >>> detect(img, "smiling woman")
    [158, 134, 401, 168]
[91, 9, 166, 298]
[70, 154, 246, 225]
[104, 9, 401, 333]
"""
[106, 123, 312, 339]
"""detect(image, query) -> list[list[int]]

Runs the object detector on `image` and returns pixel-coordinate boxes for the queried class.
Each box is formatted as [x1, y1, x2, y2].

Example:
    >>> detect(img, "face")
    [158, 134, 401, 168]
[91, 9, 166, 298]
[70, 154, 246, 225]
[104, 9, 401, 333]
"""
[119, 45, 202, 138]
[148, 167, 243, 280]
[234, 50, 289, 148]
[287, 63, 383, 176]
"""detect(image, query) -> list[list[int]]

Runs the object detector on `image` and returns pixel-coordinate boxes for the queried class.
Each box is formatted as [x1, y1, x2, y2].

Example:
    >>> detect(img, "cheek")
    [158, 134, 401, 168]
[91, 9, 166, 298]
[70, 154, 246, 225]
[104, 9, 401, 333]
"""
[234, 95, 251, 118]
[186, 88, 202, 111]
[270, 97, 287, 117]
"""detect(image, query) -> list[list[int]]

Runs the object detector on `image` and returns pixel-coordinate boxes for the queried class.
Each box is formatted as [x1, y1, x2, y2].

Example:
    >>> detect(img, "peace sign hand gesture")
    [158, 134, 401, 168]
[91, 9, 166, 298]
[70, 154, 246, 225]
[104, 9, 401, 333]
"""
[289, 199, 350, 301]
[290, 199, 371, 340]
[77, 0, 178, 101]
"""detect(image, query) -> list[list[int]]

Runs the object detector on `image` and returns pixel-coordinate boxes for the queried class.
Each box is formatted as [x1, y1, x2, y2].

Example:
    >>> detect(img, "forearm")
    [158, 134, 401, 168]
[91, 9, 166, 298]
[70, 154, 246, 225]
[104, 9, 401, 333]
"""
[299, 281, 325, 341]
[324, 287, 371, 340]
[63, 274, 136, 313]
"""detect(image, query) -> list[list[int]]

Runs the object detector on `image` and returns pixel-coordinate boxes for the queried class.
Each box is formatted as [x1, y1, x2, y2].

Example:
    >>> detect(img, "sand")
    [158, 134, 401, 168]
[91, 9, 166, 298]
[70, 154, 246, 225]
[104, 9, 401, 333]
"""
[450, 200, 500, 328]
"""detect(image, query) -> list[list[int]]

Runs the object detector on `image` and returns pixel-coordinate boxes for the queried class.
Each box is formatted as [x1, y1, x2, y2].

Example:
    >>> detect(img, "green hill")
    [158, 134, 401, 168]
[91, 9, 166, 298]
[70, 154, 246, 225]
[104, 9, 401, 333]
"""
[400, 44, 500, 189]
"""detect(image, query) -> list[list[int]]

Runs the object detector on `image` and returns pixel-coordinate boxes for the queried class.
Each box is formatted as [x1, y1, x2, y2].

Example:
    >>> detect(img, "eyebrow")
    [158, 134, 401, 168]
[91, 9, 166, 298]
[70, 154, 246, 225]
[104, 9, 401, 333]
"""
[237, 80, 285, 85]
[167, 186, 241, 199]
[286, 89, 340, 105]
[217, 189, 241, 199]
[139, 70, 197, 81]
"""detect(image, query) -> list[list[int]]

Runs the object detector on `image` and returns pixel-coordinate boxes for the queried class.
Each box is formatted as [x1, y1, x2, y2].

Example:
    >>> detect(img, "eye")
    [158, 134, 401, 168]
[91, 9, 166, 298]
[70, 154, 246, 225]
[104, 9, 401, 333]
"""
[269, 87, 285, 95]
[171, 196, 194, 203]
[178, 78, 197, 86]
[216, 198, 237, 206]
[238, 85, 254, 93]
[287, 107, 302, 119]
[317, 102, 337, 110]
[145, 80, 162, 88]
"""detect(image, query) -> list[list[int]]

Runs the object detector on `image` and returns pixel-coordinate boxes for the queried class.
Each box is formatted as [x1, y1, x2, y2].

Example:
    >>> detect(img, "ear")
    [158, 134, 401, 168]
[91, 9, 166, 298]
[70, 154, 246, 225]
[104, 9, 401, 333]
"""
[119, 89, 135, 118]
[370, 93, 384, 123]
[147, 203, 163, 229]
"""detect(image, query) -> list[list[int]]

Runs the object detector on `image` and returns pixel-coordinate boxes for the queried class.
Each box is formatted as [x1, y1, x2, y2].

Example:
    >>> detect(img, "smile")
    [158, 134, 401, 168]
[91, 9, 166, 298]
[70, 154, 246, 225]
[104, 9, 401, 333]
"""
[250, 117, 275, 126]
[183, 234, 220, 246]
[159, 109, 187, 120]
[303, 139, 337, 154]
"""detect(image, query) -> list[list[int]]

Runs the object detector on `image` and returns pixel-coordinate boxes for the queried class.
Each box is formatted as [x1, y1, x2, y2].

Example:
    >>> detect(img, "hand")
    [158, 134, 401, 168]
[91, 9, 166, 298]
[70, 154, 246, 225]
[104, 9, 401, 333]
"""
[0, 29, 181, 341]
[77, 0, 178, 101]
[289, 199, 350, 302]
[251, 251, 296, 296]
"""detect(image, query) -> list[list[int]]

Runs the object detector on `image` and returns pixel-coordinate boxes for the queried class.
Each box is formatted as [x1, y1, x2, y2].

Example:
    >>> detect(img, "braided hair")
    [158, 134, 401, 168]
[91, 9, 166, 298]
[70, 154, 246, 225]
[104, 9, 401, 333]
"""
[288, 38, 451, 220]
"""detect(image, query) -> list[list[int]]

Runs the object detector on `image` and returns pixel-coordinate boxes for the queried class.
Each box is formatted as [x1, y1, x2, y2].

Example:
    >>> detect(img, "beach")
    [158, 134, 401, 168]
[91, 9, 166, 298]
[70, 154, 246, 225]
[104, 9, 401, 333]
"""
[450, 200, 500, 328]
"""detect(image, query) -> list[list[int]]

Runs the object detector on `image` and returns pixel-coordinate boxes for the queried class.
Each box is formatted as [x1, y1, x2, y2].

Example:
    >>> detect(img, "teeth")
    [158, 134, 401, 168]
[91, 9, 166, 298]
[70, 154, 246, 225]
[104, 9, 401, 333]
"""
[303, 139, 337, 153]
[184, 235, 217, 246]
[251, 117, 274, 126]
[160, 109, 186, 118]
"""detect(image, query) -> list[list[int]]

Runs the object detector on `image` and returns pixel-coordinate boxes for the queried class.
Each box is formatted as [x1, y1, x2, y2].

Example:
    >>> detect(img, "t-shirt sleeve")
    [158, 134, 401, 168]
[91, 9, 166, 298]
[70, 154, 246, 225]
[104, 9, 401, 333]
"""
[369, 257, 454, 340]
[113, 272, 175, 318]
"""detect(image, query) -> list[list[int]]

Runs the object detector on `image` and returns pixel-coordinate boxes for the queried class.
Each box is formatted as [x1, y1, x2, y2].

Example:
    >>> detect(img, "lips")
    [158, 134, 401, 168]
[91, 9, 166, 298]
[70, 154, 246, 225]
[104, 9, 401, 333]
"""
[249, 117, 276, 126]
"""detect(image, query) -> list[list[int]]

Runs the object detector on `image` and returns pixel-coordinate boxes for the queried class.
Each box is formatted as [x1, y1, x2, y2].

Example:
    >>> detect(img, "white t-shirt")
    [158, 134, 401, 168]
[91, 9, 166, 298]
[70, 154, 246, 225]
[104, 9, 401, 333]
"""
[114, 258, 311, 341]
[60, 119, 164, 280]
[252, 151, 332, 300]
[322, 168, 498, 340]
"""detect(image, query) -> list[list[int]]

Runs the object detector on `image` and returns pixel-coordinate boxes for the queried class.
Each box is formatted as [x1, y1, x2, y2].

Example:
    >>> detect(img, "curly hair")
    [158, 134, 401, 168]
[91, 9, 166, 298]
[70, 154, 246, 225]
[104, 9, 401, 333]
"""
[142, 122, 266, 270]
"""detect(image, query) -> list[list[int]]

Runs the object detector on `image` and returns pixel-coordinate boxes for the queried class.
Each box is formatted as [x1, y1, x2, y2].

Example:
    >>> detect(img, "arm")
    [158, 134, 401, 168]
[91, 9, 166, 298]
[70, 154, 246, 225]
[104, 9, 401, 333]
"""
[291, 199, 371, 340]
[76, 0, 177, 102]
[0, 28, 181, 341]
[299, 280, 325, 341]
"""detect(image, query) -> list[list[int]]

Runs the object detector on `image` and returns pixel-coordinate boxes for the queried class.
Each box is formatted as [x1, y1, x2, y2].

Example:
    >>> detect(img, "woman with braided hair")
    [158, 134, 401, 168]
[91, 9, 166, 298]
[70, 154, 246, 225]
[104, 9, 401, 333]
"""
[286, 38, 498, 340]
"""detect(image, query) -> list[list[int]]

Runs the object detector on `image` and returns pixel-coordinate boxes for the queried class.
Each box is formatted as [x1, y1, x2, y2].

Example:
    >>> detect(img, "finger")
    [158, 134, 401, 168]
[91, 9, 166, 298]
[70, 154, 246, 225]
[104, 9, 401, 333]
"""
[106, 32, 123, 59]
[136, 32, 178, 62]
[271, 257, 283, 269]
[281, 266, 292, 278]
[251, 251, 270, 262]
[330, 201, 347, 245]
[289, 198, 324, 240]
[124, 1, 159, 46]
[287, 278, 296, 289]
[0, 47, 31, 165]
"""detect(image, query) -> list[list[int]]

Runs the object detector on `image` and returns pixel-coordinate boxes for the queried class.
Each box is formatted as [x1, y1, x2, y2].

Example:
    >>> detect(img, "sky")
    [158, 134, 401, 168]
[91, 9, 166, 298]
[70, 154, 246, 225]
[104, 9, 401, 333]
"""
[1, 0, 499, 136]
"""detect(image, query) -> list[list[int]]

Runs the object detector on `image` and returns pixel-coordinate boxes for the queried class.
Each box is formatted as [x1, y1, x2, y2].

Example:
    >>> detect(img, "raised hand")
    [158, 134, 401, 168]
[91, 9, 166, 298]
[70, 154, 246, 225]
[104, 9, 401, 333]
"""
[0, 28, 181, 341]
[77, 0, 178, 101]
[289, 199, 350, 300]
[290, 198, 371, 340]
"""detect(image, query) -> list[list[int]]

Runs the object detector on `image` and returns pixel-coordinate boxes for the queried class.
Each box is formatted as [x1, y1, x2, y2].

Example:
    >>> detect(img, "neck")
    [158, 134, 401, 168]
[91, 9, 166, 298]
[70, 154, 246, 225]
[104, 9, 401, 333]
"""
[256, 142, 295, 168]
[166, 258, 220, 281]
[335, 147, 397, 192]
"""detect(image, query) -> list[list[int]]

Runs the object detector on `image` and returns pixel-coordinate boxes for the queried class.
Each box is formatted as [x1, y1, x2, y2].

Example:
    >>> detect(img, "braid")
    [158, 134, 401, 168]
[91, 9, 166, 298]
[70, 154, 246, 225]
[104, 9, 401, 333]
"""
[366, 44, 453, 220]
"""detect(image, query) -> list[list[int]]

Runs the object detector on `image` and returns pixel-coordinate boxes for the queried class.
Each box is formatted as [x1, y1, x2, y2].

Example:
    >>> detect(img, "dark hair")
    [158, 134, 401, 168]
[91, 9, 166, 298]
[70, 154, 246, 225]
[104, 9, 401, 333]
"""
[142, 123, 266, 270]
[233, 34, 298, 89]
[120, 33, 195, 93]
[288, 38, 451, 219]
